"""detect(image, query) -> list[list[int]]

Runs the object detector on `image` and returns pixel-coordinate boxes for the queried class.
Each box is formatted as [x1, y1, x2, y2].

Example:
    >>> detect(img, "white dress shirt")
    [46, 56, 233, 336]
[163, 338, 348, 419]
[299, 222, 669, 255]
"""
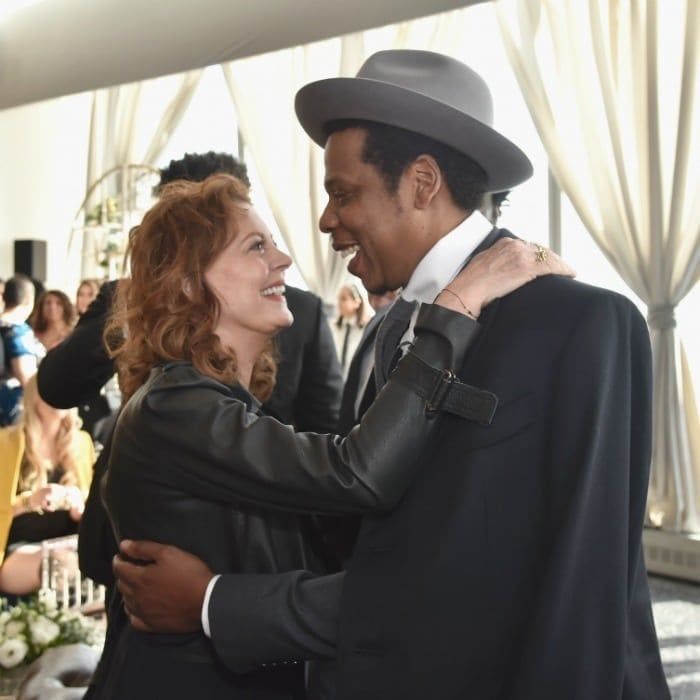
[400, 209, 493, 341]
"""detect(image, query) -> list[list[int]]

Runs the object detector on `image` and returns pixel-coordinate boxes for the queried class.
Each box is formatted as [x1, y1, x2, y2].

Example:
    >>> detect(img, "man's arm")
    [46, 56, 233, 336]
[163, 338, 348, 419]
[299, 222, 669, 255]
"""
[209, 570, 342, 671]
[37, 281, 116, 409]
[115, 542, 341, 672]
[508, 293, 659, 697]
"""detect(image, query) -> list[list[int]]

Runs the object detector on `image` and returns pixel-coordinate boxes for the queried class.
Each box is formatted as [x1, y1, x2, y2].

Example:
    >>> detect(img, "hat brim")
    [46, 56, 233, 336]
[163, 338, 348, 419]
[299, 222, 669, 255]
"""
[295, 77, 533, 192]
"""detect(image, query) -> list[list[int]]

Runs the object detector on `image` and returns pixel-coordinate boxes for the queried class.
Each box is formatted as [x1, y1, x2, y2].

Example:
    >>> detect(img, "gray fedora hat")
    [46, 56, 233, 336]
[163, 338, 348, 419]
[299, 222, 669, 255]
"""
[295, 50, 532, 192]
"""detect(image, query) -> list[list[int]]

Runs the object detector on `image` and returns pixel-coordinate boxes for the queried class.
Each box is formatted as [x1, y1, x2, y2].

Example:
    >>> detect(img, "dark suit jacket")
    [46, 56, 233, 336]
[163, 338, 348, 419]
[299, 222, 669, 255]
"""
[209, 230, 669, 699]
[266, 286, 343, 434]
[36, 282, 343, 587]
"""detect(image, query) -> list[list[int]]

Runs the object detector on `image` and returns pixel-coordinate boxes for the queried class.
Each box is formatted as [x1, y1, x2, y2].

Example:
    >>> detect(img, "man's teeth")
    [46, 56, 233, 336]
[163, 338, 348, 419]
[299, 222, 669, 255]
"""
[340, 245, 360, 259]
[261, 285, 285, 296]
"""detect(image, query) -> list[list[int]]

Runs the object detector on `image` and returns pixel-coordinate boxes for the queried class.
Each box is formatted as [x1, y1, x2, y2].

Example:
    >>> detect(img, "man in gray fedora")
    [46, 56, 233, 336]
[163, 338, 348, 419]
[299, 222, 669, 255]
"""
[113, 50, 668, 699]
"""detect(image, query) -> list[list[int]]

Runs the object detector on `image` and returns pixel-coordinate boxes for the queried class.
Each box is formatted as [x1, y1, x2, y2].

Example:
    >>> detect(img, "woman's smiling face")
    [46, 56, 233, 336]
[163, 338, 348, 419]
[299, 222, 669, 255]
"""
[204, 205, 293, 348]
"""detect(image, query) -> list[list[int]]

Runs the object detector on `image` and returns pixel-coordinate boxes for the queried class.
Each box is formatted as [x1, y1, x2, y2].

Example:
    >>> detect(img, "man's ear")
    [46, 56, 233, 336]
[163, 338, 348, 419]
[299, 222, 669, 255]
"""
[411, 154, 442, 209]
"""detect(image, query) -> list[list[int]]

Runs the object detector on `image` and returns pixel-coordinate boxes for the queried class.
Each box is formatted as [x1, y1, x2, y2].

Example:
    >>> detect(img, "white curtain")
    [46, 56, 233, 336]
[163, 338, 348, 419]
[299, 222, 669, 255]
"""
[496, 0, 700, 532]
[81, 70, 203, 278]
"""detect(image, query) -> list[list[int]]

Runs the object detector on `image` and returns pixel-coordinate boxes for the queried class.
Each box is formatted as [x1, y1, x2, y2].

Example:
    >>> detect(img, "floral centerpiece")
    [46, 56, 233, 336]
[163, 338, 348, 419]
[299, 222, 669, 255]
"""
[0, 590, 100, 678]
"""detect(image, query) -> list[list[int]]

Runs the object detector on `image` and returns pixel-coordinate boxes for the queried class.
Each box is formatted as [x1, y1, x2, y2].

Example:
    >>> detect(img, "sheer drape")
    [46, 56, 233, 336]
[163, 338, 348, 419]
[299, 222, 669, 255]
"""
[496, 0, 699, 532]
[81, 71, 202, 277]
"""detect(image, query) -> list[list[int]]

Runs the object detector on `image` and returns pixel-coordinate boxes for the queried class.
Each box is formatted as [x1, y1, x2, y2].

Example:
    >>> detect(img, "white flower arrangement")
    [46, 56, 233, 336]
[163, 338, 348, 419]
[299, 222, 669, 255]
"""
[0, 591, 99, 673]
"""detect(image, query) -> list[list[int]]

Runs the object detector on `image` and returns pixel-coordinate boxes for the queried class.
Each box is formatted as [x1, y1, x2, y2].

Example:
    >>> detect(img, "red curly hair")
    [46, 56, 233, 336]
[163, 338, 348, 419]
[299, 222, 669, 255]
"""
[105, 174, 277, 402]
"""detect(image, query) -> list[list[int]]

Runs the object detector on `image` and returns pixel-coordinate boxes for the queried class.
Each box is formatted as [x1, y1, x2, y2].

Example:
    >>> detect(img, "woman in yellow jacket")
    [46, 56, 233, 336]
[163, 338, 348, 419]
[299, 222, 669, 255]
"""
[0, 375, 93, 594]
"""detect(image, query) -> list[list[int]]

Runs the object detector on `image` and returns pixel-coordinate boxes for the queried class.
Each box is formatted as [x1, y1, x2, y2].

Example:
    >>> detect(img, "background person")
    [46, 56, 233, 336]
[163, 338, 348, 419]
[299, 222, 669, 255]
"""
[75, 279, 101, 317]
[30, 289, 76, 351]
[0, 376, 93, 595]
[331, 283, 371, 378]
[0, 275, 43, 427]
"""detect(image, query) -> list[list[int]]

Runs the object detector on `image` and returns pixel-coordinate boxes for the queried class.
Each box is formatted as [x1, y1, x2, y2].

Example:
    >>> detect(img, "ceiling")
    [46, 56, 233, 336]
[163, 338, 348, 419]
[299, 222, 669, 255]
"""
[0, 0, 484, 110]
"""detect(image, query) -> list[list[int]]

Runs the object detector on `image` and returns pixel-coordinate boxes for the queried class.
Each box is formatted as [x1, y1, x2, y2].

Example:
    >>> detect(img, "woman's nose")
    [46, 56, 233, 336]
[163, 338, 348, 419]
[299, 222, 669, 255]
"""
[274, 248, 292, 270]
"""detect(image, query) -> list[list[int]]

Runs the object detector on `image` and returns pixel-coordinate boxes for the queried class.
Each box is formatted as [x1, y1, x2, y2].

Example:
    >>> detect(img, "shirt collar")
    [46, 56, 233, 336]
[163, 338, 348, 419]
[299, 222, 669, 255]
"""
[401, 210, 493, 304]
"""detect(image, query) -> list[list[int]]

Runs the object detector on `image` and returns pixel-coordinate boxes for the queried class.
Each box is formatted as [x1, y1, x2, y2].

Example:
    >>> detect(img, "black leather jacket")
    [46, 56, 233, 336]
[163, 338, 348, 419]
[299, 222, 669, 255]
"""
[98, 303, 481, 699]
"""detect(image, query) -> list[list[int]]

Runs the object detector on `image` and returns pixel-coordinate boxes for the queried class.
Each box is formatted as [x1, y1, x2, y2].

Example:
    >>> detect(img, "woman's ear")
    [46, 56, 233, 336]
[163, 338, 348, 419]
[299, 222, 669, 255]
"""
[412, 154, 442, 209]
[182, 277, 194, 299]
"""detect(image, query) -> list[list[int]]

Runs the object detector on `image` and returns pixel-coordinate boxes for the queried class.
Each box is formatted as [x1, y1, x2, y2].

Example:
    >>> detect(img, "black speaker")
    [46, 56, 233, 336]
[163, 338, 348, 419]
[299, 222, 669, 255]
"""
[14, 239, 47, 282]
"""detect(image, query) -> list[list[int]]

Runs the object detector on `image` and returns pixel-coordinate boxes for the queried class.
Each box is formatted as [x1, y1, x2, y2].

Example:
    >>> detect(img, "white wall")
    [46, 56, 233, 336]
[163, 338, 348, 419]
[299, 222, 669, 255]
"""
[0, 92, 92, 294]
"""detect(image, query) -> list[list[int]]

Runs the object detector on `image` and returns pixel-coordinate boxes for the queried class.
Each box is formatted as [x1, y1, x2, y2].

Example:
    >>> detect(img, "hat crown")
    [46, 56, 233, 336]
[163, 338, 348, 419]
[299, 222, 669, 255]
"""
[294, 49, 533, 191]
[356, 50, 494, 128]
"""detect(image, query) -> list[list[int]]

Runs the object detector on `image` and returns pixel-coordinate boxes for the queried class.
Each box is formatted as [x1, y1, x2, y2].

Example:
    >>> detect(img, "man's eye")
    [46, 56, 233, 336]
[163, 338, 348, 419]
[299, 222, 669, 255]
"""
[332, 191, 350, 203]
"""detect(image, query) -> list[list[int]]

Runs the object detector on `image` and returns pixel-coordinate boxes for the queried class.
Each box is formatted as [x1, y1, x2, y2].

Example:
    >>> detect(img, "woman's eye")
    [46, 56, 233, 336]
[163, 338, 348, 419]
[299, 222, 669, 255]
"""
[251, 239, 265, 252]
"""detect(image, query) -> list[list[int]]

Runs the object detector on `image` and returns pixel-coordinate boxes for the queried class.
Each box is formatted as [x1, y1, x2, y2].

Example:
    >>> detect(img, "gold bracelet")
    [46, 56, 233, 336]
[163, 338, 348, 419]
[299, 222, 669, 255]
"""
[440, 288, 478, 320]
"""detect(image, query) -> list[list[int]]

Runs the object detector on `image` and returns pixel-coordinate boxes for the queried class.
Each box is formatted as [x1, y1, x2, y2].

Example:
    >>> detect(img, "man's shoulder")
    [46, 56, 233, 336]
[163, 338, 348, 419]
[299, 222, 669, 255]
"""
[503, 275, 645, 335]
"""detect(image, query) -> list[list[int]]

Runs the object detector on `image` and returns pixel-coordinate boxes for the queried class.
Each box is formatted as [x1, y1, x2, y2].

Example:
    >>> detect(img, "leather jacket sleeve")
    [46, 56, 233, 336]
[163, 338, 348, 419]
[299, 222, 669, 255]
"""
[119, 303, 481, 516]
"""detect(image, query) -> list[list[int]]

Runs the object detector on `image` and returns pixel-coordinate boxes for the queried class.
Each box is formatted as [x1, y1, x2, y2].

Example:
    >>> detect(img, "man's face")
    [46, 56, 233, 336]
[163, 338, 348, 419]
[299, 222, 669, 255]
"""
[319, 128, 419, 294]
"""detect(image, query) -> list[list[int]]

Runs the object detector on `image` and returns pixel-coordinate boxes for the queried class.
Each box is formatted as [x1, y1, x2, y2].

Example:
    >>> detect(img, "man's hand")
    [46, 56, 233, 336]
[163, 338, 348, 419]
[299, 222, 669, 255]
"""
[113, 540, 213, 633]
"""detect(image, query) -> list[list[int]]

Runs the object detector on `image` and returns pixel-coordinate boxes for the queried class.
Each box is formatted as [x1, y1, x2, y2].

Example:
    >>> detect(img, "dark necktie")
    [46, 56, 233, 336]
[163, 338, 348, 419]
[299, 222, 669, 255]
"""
[373, 297, 417, 391]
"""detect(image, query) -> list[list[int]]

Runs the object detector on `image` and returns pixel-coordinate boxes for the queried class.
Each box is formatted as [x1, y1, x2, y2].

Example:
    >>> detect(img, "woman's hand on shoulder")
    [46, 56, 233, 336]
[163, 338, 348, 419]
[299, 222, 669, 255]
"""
[436, 239, 575, 319]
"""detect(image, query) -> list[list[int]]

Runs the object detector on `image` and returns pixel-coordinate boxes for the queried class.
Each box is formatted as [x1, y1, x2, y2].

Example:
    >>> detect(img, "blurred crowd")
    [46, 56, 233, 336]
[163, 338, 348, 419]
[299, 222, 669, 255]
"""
[0, 275, 109, 597]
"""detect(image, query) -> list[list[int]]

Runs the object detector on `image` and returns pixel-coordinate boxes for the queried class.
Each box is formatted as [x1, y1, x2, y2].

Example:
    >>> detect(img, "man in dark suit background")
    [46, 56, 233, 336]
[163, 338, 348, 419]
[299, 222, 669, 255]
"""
[115, 52, 668, 699]
[37, 151, 343, 588]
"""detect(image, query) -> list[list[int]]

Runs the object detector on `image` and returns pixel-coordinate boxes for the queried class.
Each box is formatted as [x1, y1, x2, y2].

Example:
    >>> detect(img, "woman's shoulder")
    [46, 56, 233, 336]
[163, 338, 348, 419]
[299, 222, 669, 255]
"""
[143, 362, 256, 409]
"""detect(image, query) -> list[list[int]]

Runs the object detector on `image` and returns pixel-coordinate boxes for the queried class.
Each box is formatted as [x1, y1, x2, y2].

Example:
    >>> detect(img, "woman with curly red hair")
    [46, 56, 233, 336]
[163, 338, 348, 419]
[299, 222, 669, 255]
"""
[93, 173, 568, 698]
